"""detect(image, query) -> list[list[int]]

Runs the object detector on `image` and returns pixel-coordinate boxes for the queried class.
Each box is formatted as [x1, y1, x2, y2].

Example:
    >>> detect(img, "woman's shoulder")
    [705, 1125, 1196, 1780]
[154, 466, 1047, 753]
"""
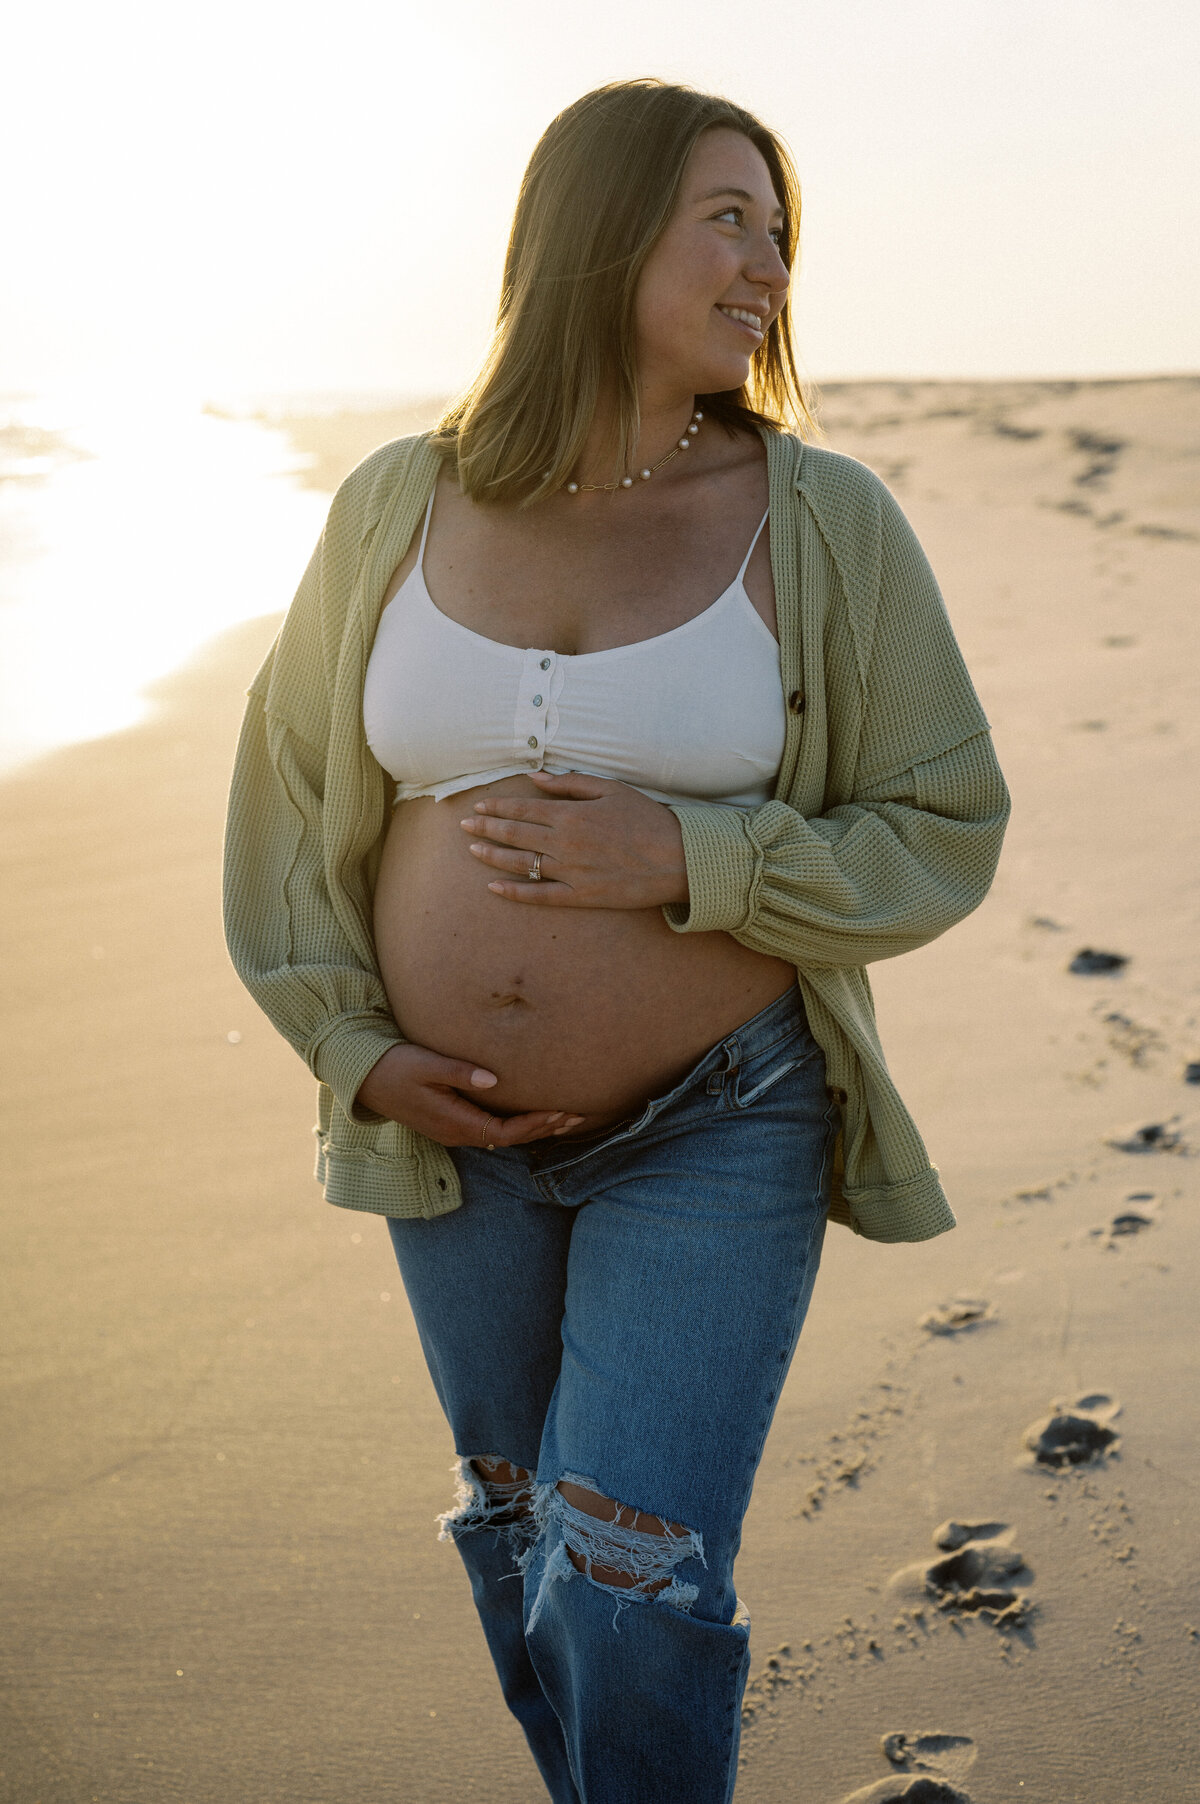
[324, 432, 442, 539]
[777, 433, 920, 566]
[784, 434, 896, 515]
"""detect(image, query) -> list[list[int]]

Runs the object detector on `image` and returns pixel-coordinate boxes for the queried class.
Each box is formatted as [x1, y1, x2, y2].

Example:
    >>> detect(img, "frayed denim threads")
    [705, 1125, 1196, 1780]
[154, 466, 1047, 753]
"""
[518, 1474, 706, 1633]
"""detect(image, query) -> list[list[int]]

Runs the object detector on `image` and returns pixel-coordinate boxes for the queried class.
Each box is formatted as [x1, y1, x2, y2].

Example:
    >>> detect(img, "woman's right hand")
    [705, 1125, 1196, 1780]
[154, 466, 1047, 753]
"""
[355, 1044, 585, 1148]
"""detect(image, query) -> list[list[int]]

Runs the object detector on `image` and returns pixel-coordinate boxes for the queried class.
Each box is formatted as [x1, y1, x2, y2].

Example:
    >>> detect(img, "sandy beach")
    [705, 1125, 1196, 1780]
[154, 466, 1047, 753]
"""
[2, 376, 1198, 1803]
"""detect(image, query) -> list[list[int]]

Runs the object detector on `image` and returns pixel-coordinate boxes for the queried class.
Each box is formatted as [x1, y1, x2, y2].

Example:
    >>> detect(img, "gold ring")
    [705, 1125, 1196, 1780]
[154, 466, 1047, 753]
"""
[529, 851, 543, 882]
[482, 1115, 497, 1149]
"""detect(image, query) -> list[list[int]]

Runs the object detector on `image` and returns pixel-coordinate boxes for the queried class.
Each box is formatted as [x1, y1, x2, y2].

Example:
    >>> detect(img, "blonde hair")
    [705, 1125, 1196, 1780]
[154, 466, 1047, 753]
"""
[432, 79, 819, 506]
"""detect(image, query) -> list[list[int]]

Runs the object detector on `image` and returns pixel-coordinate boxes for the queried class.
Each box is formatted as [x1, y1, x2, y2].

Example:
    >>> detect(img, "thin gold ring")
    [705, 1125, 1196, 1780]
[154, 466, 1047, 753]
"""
[529, 851, 543, 882]
[482, 1115, 497, 1149]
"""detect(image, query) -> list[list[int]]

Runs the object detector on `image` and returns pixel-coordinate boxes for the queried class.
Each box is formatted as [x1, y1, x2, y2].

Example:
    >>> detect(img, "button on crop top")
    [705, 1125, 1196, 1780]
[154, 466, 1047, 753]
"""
[362, 488, 787, 809]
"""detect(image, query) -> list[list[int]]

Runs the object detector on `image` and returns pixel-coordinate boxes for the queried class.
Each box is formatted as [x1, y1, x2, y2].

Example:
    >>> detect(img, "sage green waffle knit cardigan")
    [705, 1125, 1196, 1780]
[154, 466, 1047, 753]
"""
[223, 426, 1009, 1243]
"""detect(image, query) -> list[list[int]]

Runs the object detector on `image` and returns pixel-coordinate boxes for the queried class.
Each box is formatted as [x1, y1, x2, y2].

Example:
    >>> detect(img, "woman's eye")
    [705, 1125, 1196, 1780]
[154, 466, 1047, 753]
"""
[714, 207, 785, 244]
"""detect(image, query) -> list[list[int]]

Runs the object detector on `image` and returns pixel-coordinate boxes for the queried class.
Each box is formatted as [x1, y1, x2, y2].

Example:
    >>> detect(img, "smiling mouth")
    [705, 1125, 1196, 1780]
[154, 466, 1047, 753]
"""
[716, 304, 764, 336]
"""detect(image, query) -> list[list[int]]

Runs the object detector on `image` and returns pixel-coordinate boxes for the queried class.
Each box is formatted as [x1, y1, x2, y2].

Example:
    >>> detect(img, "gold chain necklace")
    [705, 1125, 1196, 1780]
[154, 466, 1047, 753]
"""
[564, 410, 704, 495]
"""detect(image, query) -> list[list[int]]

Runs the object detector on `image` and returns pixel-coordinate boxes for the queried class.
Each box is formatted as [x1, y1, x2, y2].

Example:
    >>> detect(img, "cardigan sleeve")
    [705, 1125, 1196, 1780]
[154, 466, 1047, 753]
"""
[662, 484, 1010, 966]
[222, 520, 406, 1120]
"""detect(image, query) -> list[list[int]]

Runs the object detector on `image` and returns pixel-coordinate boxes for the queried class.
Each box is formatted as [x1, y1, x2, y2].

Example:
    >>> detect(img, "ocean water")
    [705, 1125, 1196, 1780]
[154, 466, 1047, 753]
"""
[0, 391, 331, 773]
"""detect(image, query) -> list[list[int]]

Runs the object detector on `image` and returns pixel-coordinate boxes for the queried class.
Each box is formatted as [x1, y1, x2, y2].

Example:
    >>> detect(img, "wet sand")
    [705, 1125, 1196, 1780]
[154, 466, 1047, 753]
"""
[2, 378, 1197, 1801]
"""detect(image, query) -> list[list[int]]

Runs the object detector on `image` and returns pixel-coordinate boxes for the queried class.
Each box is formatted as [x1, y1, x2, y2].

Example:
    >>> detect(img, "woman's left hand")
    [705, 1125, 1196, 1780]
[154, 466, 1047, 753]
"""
[460, 770, 689, 909]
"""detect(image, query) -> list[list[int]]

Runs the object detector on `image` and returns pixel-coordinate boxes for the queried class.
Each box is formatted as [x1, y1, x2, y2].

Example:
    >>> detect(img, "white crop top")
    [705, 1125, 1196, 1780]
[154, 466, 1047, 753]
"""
[363, 490, 786, 809]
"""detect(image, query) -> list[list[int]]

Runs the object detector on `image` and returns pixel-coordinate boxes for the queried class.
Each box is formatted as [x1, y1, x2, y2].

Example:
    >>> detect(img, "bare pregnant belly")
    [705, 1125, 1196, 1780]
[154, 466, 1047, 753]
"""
[372, 777, 797, 1124]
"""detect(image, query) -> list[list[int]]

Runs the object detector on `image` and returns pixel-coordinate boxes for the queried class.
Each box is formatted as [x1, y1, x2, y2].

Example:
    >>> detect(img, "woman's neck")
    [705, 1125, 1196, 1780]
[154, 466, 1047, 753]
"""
[573, 391, 697, 489]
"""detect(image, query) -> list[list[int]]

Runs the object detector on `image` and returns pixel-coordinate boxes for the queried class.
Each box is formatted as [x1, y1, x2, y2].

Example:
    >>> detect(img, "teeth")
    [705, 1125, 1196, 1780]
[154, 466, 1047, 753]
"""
[719, 306, 763, 330]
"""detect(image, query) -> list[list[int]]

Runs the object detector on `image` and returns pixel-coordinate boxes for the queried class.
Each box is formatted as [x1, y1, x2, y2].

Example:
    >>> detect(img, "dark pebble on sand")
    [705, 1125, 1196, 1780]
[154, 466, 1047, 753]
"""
[1185, 1061, 1200, 1085]
[1069, 948, 1129, 975]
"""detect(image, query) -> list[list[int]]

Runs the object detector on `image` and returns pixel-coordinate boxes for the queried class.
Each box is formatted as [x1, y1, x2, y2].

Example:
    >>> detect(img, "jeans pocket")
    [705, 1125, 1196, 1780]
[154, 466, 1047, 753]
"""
[731, 1017, 821, 1109]
[734, 1056, 803, 1108]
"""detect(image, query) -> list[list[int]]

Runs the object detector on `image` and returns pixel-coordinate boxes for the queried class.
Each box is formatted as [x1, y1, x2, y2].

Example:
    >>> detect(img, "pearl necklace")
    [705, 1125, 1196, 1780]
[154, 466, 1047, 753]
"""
[564, 410, 704, 494]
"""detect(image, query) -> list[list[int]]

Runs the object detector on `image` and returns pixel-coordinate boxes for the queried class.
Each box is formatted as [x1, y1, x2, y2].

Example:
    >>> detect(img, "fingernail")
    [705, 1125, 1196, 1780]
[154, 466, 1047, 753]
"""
[488, 882, 504, 893]
[565, 1115, 585, 1127]
[470, 1069, 498, 1087]
[459, 819, 473, 829]
[546, 1112, 564, 1123]
[468, 843, 484, 854]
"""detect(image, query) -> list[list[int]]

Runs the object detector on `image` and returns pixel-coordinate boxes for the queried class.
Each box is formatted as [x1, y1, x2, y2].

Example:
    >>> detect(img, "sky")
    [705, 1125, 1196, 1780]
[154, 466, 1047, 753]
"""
[3, 0, 1198, 402]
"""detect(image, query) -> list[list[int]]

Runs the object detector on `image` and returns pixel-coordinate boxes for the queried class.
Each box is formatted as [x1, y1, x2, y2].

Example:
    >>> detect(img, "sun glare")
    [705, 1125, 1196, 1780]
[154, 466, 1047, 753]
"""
[0, 391, 328, 770]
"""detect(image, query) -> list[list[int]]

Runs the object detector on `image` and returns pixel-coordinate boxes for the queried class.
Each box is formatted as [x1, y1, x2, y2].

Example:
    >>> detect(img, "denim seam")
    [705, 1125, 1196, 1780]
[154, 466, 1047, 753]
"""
[725, 1014, 813, 1067]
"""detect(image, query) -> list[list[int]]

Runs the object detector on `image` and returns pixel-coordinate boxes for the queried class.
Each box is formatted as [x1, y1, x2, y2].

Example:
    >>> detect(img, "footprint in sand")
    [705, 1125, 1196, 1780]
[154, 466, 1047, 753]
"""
[1024, 1392, 1121, 1467]
[1068, 947, 1128, 975]
[1104, 1118, 1185, 1154]
[1070, 429, 1125, 487]
[918, 1298, 995, 1336]
[1089, 1193, 1159, 1245]
[889, 1523, 1032, 1627]
[842, 1773, 973, 1802]
[880, 1732, 976, 1781]
[933, 1520, 1008, 1552]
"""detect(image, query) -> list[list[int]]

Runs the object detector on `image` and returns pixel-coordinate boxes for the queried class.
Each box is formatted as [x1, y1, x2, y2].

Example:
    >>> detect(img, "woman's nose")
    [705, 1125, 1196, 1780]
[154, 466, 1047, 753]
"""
[749, 237, 790, 297]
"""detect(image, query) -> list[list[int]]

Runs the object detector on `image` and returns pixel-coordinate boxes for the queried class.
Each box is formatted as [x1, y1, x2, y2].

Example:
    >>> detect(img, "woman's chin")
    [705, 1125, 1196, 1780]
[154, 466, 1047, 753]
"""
[694, 353, 756, 395]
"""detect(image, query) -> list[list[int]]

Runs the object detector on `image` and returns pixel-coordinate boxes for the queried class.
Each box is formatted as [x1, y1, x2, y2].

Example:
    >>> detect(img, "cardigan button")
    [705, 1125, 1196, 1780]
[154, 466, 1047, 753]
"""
[788, 690, 806, 713]
[830, 1087, 848, 1106]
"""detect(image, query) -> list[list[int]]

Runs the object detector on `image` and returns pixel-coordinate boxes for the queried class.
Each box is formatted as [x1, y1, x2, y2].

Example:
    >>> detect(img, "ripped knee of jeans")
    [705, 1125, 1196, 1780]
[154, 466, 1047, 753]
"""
[436, 1455, 536, 1553]
[518, 1473, 706, 1633]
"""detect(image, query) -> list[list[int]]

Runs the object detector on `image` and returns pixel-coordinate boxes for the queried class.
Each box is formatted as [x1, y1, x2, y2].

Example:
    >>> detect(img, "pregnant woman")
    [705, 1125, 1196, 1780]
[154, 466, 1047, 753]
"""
[224, 78, 1009, 1804]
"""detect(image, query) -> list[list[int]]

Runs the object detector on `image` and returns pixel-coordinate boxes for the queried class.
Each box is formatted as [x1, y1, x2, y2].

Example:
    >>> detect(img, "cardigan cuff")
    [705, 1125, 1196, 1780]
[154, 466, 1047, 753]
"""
[660, 803, 759, 936]
[310, 1016, 407, 1123]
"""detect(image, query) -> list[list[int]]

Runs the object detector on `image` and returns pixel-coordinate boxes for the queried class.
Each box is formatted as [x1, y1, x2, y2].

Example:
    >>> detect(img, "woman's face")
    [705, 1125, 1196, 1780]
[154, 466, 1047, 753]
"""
[633, 127, 791, 403]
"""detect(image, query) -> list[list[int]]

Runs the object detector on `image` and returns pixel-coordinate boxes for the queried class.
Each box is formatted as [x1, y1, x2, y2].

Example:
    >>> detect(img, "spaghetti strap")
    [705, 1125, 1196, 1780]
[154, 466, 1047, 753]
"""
[735, 508, 771, 583]
[415, 485, 436, 568]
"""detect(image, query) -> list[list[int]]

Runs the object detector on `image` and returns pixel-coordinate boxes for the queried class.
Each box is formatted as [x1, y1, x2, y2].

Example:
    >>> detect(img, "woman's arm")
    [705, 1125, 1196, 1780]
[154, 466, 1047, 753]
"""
[223, 664, 408, 1120]
[660, 728, 1008, 964]
[458, 734, 1006, 968]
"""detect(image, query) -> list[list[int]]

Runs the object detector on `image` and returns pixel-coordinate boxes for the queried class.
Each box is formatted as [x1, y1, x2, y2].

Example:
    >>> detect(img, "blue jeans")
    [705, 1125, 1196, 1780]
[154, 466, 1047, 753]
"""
[387, 984, 837, 1804]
